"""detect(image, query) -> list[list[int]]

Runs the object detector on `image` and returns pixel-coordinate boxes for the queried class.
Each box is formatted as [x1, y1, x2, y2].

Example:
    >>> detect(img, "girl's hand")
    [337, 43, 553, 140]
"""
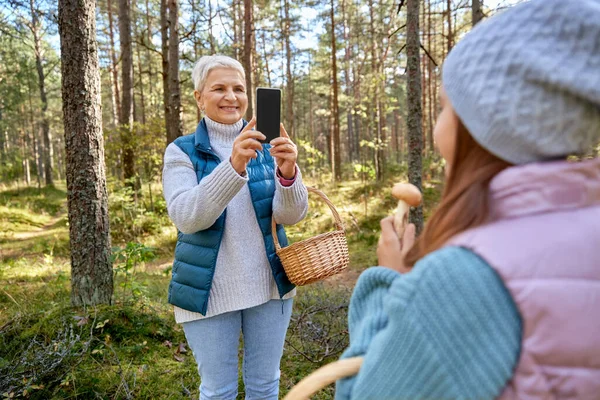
[269, 123, 297, 179]
[377, 216, 416, 273]
[231, 118, 265, 175]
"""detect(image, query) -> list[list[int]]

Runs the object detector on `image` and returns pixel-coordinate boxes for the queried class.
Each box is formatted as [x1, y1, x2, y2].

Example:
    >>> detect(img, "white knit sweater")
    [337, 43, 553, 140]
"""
[162, 117, 308, 323]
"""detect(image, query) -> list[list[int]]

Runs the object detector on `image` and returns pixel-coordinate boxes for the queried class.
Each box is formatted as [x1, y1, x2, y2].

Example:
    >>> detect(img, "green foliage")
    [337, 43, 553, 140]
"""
[108, 181, 170, 244]
[104, 119, 166, 184]
[297, 139, 327, 176]
[352, 162, 376, 181]
[0, 185, 66, 216]
[112, 242, 158, 300]
[0, 153, 25, 183]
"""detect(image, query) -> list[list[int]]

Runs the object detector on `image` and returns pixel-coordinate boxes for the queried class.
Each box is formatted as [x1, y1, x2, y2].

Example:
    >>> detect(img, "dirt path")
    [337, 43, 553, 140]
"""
[8, 215, 67, 240]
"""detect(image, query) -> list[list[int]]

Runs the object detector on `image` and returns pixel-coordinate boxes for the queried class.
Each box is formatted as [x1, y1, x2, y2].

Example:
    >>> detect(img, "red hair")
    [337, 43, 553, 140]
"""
[404, 120, 512, 266]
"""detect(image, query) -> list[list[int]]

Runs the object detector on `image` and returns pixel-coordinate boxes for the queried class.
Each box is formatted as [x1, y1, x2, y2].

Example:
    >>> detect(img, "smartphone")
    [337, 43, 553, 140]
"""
[256, 88, 281, 143]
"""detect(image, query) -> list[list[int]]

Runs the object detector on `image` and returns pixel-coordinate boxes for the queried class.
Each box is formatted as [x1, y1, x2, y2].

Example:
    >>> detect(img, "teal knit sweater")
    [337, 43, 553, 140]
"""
[335, 246, 522, 399]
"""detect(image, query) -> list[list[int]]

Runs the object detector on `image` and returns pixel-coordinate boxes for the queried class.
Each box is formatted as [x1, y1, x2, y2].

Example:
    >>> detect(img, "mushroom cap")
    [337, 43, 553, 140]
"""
[391, 183, 422, 206]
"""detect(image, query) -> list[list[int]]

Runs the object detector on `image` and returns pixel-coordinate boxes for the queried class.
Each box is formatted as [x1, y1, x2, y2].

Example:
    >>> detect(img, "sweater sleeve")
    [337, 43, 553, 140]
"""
[272, 164, 308, 225]
[335, 246, 522, 400]
[162, 143, 248, 234]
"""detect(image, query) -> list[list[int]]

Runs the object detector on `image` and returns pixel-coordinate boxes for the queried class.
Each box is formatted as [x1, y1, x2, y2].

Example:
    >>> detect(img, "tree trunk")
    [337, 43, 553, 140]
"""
[29, 0, 53, 186]
[368, 0, 383, 181]
[283, 0, 294, 136]
[119, 0, 135, 183]
[0, 108, 4, 162]
[191, 0, 202, 123]
[342, 0, 355, 162]
[160, 0, 171, 142]
[26, 74, 43, 186]
[58, 0, 113, 306]
[133, 2, 147, 125]
[243, 0, 254, 119]
[406, 0, 424, 233]
[232, 0, 239, 59]
[145, 0, 155, 113]
[427, 0, 434, 153]
[167, 0, 183, 143]
[352, 42, 361, 164]
[208, 0, 215, 53]
[308, 51, 314, 149]
[261, 31, 272, 87]
[34, 133, 43, 187]
[54, 136, 63, 181]
[446, 0, 453, 53]
[17, 107, 32, 185]
[330, 0, 341, 181]
[472, 0, 482, 26]
[432, 2, 438, 131]
[234, 0, 243, 60]
[393, 107, 401, 161]
[107, 0, 121, 127]
[420, 2, 428, 152]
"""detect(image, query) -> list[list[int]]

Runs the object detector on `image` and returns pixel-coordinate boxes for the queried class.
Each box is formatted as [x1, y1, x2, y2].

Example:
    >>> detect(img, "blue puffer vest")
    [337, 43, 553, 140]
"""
[167, 119, 295, 315]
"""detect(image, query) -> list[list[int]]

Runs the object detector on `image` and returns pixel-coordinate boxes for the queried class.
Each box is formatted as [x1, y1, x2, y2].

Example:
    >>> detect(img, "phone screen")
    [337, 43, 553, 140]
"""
[256, 88, 281, 143]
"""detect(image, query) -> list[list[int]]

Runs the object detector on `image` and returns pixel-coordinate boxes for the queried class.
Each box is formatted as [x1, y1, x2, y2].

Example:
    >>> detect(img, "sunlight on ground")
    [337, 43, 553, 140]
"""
[1, 255, 69, 280]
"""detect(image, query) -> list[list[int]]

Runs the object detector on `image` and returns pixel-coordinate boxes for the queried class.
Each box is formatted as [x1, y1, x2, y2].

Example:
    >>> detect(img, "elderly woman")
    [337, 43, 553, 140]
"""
[162, 55, 308, 399]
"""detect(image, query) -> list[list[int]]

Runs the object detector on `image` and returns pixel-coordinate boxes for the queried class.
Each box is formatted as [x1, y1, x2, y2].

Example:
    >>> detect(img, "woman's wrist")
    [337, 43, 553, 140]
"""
[276, 168, 296, 187]
[278, 166, 296, 180]
[230, 157, 247, 177]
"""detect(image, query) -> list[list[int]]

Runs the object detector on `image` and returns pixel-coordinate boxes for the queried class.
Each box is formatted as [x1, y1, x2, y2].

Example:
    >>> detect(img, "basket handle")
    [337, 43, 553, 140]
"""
[272, 186, 345, 251]
[283, 356, 363, 400]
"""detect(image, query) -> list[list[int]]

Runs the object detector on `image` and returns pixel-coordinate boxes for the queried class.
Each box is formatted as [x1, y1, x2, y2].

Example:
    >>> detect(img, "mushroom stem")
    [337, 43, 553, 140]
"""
[394, 200, 410, 237]
[391, 182, 422, 238]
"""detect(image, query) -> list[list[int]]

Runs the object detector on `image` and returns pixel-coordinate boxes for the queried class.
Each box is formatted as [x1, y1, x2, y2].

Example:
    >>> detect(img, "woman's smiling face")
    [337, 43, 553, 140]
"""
[195, 68, 248, 124]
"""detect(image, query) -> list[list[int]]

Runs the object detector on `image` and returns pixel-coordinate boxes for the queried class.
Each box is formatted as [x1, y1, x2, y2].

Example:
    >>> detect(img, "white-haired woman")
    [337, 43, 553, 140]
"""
[162, 55, 308, 399]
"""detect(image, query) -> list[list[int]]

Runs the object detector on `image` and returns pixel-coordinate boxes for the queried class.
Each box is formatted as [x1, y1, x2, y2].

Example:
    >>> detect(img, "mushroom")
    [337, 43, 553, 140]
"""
[391, 183, 422, 237]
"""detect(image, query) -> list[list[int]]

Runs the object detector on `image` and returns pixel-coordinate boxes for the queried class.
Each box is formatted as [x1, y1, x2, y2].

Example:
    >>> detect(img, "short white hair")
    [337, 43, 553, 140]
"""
[192, 55, 246, 93]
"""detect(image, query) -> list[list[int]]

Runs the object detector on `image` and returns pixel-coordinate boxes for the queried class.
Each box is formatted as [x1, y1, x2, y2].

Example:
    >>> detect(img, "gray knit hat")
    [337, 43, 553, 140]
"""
[442, 0, 600, 165]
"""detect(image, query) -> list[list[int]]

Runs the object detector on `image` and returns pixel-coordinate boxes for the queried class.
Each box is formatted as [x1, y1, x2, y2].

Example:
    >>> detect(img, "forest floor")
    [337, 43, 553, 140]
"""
[0, 172, 442, 399]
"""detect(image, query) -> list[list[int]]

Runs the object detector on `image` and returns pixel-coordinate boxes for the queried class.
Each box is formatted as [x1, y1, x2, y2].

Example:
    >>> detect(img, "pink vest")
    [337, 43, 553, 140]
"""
[449, 158, 600, 399]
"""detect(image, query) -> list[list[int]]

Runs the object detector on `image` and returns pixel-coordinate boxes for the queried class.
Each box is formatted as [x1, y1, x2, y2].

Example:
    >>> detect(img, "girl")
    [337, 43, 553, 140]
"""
[336, 0, 600, 398]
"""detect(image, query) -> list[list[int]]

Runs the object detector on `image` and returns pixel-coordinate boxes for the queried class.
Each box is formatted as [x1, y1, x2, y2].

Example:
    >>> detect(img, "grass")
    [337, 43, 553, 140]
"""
[0, 172, 444, 399]
[1, 264, 349, 399]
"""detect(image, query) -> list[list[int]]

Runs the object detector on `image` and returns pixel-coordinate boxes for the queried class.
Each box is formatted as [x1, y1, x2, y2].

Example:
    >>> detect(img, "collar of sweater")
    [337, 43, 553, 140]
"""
[205, 116, 244, 148]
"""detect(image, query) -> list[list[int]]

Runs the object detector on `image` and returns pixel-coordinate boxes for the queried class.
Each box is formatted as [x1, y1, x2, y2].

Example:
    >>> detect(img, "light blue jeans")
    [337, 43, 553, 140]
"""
[183, 299, 293, 400]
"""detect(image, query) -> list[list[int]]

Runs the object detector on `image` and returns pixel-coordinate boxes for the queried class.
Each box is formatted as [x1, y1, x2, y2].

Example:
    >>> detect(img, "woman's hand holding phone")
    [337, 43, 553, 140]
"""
[231, 118, 265, 175]
[269, 123, 298, 180]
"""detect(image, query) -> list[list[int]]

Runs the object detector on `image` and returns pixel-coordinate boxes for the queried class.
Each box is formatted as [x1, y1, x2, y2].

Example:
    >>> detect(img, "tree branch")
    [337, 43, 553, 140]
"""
[134, 38, 162, 57]
[397, 0, 405, 14]
[396, 43, 406, 56]
[388, 23, 406, 38]
[217, 6, 234, 42]
[420, 42, 438, 66]
[41, 59, 61, 78]
[179, 18, 199, 43]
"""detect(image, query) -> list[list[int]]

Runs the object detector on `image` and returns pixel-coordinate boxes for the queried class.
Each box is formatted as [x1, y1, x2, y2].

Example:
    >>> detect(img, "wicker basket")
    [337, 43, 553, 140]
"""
[283, 357, 363, 400]
[272, 186, 350, 286]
